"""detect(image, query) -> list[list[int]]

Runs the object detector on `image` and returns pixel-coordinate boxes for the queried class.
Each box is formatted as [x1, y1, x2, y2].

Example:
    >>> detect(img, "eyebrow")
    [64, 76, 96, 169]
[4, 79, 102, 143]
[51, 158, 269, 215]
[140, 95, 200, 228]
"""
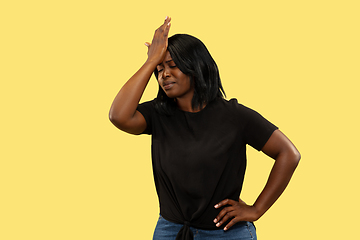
[157, 59, 174, 67]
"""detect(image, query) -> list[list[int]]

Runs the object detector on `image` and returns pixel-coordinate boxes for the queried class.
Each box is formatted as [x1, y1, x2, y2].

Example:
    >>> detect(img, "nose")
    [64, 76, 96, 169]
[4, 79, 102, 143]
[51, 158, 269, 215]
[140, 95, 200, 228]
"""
[161, 67, 171, 79]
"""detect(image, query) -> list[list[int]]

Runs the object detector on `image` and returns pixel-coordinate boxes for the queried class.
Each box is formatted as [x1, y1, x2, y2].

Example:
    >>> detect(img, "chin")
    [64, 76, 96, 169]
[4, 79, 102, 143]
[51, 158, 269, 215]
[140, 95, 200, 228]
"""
[163, 90, 177, 99]
[165, 93, 177, 99]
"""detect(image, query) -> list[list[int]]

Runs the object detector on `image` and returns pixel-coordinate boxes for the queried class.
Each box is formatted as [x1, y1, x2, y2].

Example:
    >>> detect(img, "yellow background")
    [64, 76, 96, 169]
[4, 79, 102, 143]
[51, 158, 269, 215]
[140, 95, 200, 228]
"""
[1, 0, 359, 239]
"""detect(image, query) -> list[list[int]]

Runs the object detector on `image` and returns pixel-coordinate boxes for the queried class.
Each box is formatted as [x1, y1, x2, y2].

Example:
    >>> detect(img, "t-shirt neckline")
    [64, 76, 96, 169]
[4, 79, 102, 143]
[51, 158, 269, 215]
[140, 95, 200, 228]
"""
[175, 98, 219, 115]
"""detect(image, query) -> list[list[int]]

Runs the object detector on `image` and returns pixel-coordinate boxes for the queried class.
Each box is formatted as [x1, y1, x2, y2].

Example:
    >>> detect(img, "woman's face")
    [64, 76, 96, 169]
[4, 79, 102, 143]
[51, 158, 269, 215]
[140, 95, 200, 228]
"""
[156, 51, 194, 100]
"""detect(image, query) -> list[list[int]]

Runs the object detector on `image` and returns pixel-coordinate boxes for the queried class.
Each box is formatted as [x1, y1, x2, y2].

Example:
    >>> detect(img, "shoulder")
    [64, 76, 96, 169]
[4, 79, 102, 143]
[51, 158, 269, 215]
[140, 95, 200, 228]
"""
[215, 98, 244, 108]
[214, 98, 275, 126]
[204, 98, 251, 127]
[137, 99, 157, 121]
[137, 99, 156, 114]
[138, 99, 156, 108]
[214, 98, 253, 115]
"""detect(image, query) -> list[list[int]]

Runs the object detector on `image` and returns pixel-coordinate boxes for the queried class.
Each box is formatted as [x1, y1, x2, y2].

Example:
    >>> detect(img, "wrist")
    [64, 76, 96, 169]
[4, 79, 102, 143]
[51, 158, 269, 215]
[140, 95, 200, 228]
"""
[144, 58, 159, 67]
[141, 59, 160, 74]
[251, 204, 265, 221]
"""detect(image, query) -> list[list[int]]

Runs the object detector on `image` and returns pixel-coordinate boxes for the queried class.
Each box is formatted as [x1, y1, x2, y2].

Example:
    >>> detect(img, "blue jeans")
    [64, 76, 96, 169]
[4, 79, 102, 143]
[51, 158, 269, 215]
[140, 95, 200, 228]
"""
[153, 215, 257, 240]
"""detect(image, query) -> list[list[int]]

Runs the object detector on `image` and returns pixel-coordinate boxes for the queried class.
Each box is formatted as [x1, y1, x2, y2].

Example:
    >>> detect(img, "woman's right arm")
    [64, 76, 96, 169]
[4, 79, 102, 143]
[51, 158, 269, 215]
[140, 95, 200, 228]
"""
[109, 17, 171, 134]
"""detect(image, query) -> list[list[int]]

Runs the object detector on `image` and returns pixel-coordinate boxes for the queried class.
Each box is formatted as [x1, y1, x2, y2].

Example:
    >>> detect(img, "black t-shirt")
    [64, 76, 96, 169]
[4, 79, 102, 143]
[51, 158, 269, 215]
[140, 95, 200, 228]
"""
[137, 97, 278, 239]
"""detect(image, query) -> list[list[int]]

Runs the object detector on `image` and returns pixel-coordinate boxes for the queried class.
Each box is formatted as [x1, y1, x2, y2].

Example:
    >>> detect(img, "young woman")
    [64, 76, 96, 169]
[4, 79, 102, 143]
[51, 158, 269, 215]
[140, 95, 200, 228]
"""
[109, 16, 300, 240]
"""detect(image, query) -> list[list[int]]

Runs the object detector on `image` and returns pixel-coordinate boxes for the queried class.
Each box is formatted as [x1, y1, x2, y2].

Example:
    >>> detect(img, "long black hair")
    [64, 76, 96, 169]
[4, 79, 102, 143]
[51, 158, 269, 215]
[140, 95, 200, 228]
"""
[154, 34, 225, 114]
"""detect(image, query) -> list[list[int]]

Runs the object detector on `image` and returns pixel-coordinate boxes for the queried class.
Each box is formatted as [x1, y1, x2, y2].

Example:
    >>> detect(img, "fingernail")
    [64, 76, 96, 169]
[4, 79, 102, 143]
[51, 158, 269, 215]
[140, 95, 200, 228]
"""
[216, 223, 220, 227]
[144, 43, 149, 46]
[214, 204, 218, 208]
[165, 16, 168, 20]
[213, 218, 217, 223]
[224, 227, 228, 231]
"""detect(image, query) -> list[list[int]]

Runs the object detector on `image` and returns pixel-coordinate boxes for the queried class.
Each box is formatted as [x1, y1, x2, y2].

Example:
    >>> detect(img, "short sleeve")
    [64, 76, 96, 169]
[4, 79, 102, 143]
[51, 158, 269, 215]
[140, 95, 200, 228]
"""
[136, 99, 155, 135]
[237, 102, 278, 151]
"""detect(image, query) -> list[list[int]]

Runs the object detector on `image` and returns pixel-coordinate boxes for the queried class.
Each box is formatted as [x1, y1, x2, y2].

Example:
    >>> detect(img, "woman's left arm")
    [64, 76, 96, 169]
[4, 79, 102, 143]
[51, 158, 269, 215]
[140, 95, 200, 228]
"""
[213, 129, 301, 230]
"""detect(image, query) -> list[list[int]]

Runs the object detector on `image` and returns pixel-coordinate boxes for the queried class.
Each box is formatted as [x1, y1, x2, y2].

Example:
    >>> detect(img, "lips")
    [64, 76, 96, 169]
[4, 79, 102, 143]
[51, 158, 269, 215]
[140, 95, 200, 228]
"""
[163, 81, 176, 90]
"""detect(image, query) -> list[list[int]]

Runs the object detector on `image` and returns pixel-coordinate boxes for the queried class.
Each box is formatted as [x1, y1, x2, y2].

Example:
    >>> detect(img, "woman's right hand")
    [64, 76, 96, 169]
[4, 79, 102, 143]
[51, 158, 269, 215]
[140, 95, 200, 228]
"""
[109, 17, 172, 135]
[144, 16, 171, 65]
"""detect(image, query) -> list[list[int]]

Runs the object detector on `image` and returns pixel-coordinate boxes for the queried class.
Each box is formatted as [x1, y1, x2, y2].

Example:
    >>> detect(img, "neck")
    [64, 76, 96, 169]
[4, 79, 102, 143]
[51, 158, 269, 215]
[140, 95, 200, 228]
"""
[175, 97, 204, 113]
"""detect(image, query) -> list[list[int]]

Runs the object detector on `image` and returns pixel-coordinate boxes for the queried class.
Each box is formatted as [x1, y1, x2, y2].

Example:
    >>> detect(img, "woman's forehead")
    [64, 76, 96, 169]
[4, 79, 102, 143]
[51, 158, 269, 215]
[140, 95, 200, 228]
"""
[158, 51, 174, 66]
[164, 51, 172, 61]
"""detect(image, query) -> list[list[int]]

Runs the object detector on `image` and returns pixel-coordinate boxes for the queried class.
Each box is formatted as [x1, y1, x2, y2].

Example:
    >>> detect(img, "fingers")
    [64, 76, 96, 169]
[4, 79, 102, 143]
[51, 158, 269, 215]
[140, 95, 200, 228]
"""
[213, 198, 247, 231]
[160, 16, 171, 34]
[214, 206, 235, 227]
[145, 16, 171, 47]
[155, 16, 171, 34]
[157, 16, 171, 38]
[214, 198, 236, 209]
[145, 16, 171, 63]
[163, 16, 171, 28]
[213, 199, 237, 226]
[164, 16, 171, 25]
[144, 42, 151, 56]
[223, 219, 237, 231]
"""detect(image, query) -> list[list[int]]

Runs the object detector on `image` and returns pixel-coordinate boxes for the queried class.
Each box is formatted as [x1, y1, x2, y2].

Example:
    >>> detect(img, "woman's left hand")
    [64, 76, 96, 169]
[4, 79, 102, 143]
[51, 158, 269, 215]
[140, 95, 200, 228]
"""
[213, 198, 259, 231]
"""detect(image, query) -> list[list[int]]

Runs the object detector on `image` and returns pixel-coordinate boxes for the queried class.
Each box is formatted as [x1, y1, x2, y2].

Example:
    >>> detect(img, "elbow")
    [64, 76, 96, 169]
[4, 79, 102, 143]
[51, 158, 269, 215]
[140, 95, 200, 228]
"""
[108, 110, 117, 124]
[108, 110, 125, 127]
[109, 113, 127, 131]
[289, 148, 301, 169]
[109, 103, 127, 125]
[292, 144, 301, 162]
[109, 110, 138, 134]
[295, 150, 301, 162]
[277, 146, 301, 170]
[108, 111, 117, 124]
[284, 139, 301, 166]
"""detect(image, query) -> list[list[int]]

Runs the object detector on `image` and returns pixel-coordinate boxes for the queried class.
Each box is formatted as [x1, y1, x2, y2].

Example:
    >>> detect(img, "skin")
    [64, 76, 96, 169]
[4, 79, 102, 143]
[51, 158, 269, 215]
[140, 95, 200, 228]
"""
[109, 16, 198, 135]
[109, 16, 172, 134]
[109, 17, 301, 231]
[213, 130, 300, 231]
[156, 51, 197, 112]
